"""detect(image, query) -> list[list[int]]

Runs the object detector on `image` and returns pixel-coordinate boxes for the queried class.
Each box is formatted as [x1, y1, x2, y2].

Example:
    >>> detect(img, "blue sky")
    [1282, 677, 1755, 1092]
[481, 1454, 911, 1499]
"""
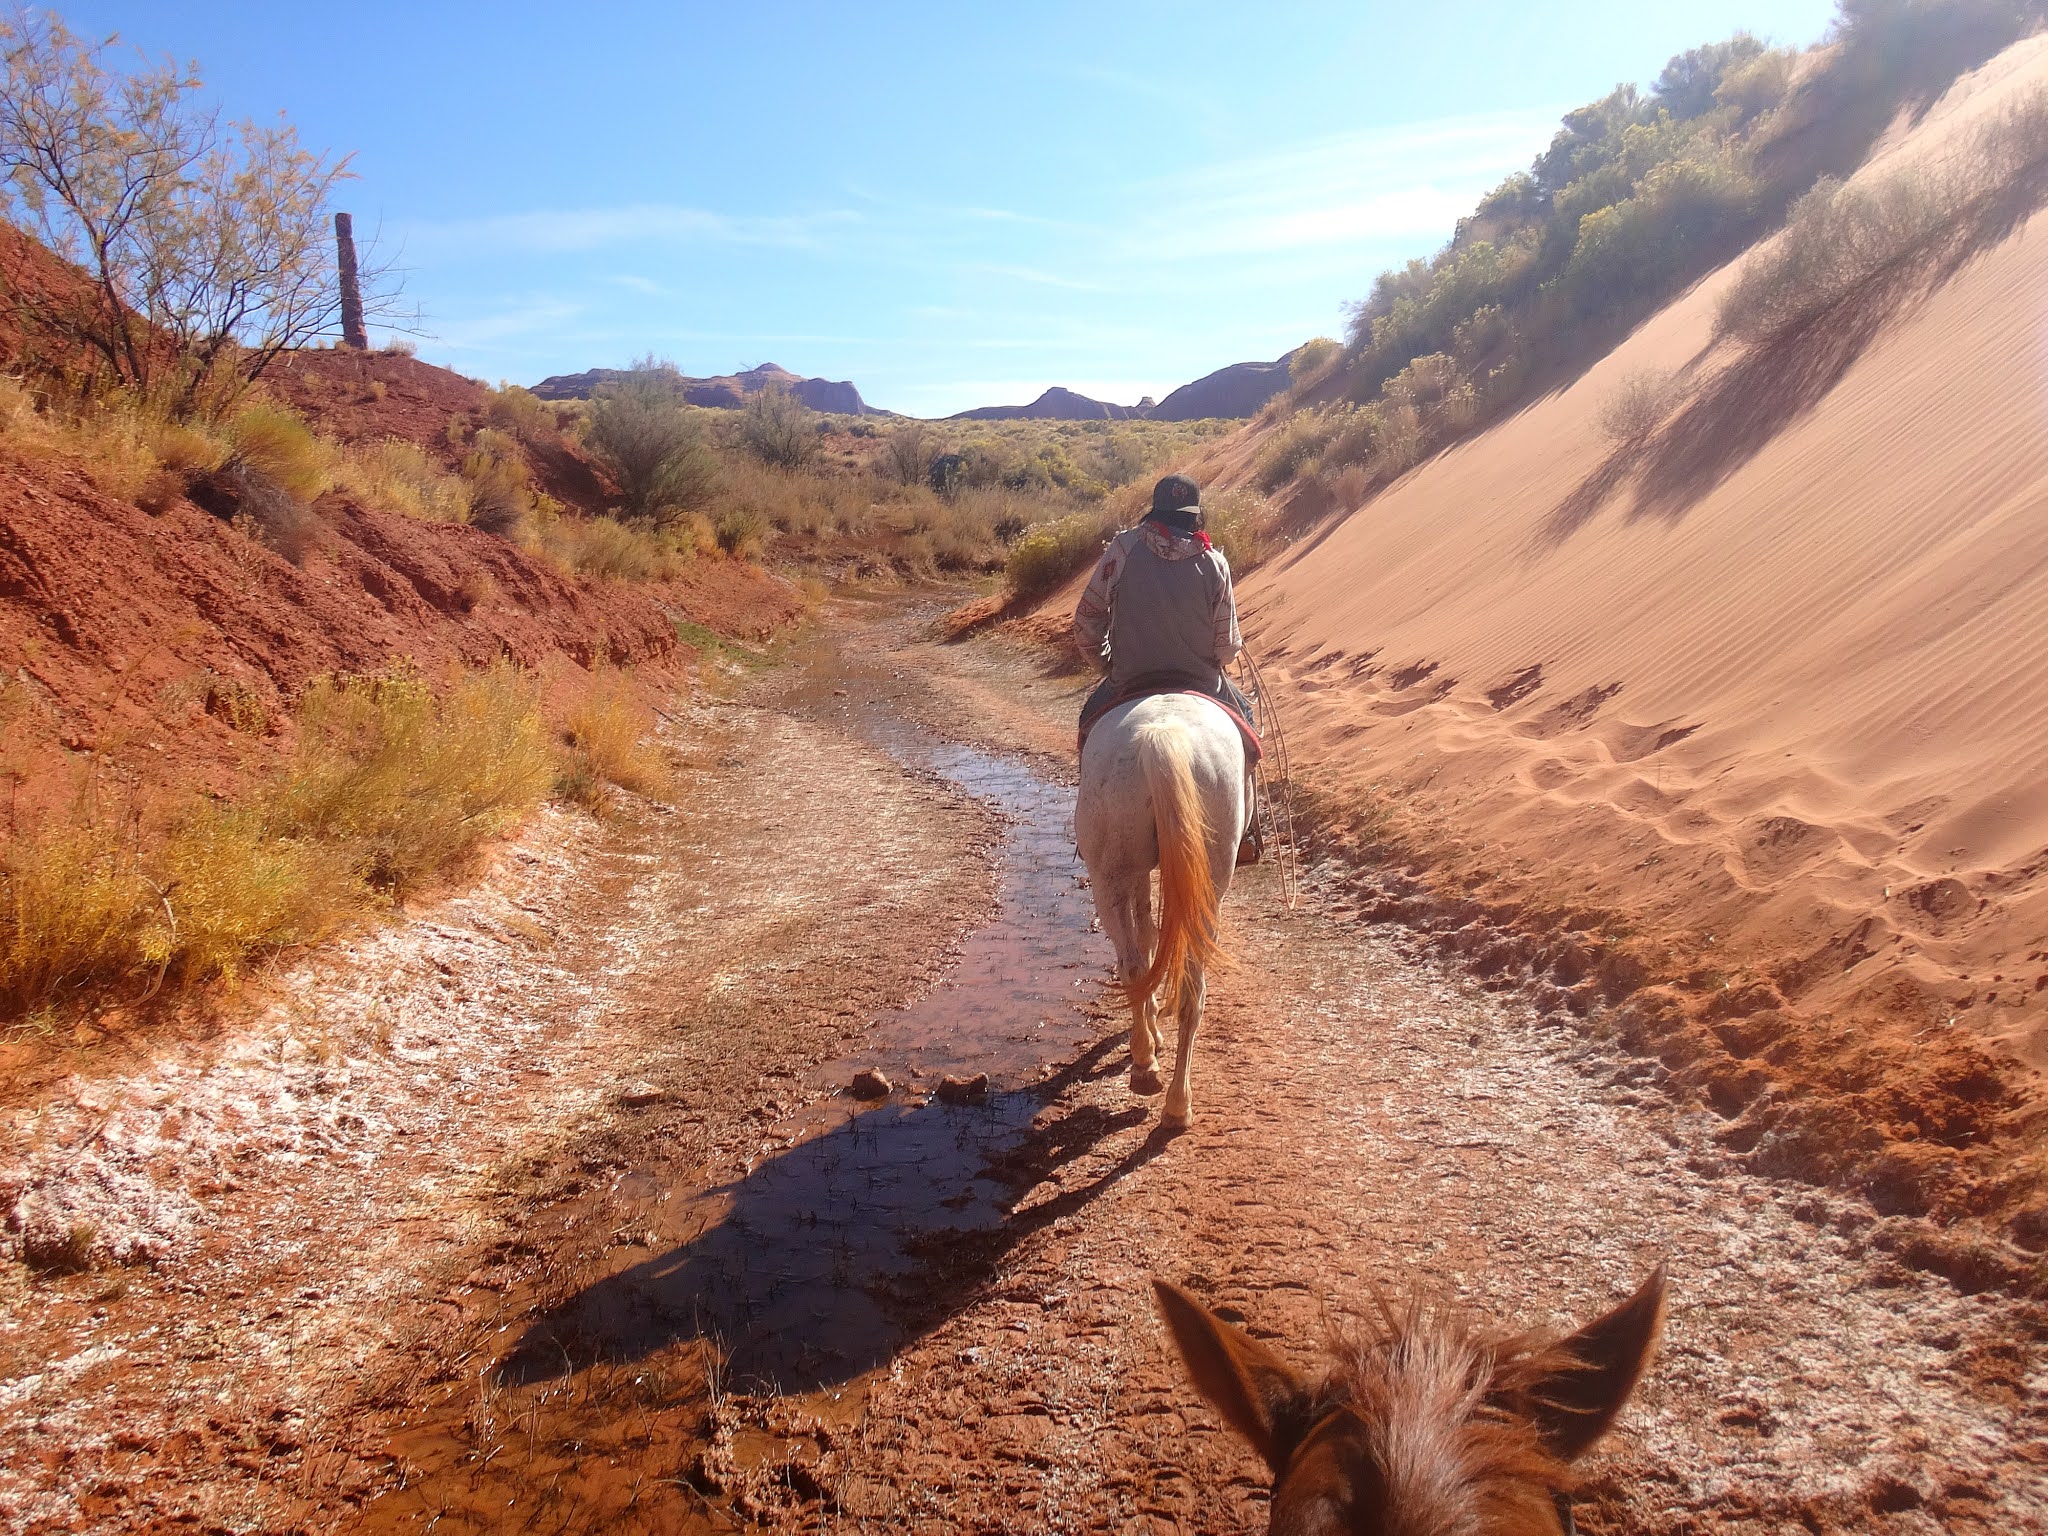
[59, 2, 1839, 415]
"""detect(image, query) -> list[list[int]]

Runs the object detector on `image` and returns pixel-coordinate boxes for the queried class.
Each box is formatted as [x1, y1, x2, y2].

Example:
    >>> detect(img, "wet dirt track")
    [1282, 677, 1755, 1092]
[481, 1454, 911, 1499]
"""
[4, 596, 2045, 1534]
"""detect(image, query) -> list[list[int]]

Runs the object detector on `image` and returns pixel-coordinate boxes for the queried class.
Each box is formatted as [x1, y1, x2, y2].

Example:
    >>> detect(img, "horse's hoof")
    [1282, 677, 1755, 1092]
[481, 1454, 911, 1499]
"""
[1130, 1066, 1164, 1096]
[1162, 1104, 1192, 1129]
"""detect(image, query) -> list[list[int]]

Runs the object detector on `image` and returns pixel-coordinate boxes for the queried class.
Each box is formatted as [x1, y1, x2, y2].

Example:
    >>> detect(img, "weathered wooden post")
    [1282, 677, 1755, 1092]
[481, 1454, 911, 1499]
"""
[334, 212, 368, 350]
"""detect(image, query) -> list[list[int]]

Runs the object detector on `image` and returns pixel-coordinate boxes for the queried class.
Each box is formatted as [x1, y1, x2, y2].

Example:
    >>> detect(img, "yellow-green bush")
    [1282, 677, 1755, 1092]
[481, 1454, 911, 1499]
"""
[227, 404, 330, 502]
[0, 657, 661, 1018]
[141, 806, 351, 985]
[1004, 510, 1114, 599]
[559, 669, 670, 804]
[0, 822, 148, 1012]
[274, 662, 553, 896]
[332, 437, 470, 523]
[1253, 409, 1341, 492]
[1205, 489, 1272, 573]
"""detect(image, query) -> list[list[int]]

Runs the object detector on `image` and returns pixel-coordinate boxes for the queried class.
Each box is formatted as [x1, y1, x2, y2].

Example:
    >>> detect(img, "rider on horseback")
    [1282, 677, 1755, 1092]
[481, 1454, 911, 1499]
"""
[1074, 473, 1262, 864]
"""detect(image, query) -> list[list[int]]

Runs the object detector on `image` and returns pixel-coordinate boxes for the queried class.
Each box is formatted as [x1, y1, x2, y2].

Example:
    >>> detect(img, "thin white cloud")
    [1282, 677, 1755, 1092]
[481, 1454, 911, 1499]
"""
[407, 204, 861, 255]
[606, 273, 668, 296]
[1124, 110, 1560, 258]
[432, 295, 588, 350]
[970, 262, 1111, 292]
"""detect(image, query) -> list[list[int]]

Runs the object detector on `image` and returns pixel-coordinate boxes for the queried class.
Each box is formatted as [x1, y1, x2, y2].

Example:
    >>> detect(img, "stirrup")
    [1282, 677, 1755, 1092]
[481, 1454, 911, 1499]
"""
[1236, 820, 1263, 867]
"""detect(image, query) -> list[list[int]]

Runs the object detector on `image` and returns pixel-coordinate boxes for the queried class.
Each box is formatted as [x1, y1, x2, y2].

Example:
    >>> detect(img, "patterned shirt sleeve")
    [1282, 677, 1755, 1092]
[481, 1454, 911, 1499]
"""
[1212, 550, 1243, 665]
[1072, 533, 1125, 660]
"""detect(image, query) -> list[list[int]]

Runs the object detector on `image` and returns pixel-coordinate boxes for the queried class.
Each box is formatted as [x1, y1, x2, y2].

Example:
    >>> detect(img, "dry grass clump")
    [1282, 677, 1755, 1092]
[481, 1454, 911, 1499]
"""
[0, 656, 675, 1019]
[739, 385, 820, 470]
[538, 511, 700, 581]
[274, 662, 553, 896]
[226, 405, 330, 503]
[557, 669, 670, 809]
[1597, 369, 1688, 445]
[1205, 489, 1273, 573]
[1004, 509, 1115, 599]
[142, 806, 353, 985]
[459, 427, 536, 539]
[0, 822, 153, 1012]
[1253, 409, 1342, 493]
[333, 437, 470, 523]
[0, 376, 231, 508]
[1717, 88, 2048, 340]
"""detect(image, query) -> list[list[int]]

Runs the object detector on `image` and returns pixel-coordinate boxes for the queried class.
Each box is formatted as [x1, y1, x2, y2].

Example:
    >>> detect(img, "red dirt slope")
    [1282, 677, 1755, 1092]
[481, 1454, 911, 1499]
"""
[0, 449, 681, 823]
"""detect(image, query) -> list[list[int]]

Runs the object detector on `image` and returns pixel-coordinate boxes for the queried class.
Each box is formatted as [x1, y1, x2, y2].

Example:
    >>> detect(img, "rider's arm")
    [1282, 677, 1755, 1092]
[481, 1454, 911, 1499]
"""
[1212, 553, 1243, 665]
[1072, 535, 1127, 659]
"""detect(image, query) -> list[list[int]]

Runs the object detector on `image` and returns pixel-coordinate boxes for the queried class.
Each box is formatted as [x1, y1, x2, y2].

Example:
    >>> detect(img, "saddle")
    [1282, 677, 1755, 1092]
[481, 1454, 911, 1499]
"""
[1076, 673, 1263, 764]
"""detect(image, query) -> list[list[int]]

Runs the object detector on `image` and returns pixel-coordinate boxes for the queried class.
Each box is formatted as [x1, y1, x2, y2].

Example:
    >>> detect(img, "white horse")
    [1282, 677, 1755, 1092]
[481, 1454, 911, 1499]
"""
[1076, 693, 1249, 1128]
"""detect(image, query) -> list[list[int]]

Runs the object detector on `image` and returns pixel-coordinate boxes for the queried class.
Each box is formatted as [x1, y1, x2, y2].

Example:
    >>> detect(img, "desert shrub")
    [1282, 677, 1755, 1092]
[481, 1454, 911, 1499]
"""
[1652, 34, 1768, 120]
[1598, 368, 1687, 445]
[226, 405, 329, 503]
[188, 458, 320, 563]
[586, 366, 721, 525]
[1254, 409, 1341, 492]
[1720, 88, 2048, 340]
[715, 505, 766, 557]
[1004, 510, 1114, 599]
[381, 337, 417, 357]
[142, 806, 351, 985]
[1205, 489, 1271, 573]
[1290, 337, 1342, 387]
[1317, 404, 1379, 470]
[739, 385, 819, 470]
[882, 421, 937, 486]
[1450, 305, 1510, 365]
[1716, 46, 1798, 120]
[273, 663, 552, 896]
[0, 14, 405, 412]
[559, 668, 669, 803]
[1383, 353, 1477, 432]
[0, 821, 147, 1013]
[1562, 151, 1757, 310]
[484, 383, 555, 445]
[1371, 403, 1425, 479]
[544, 514, 661, 580]
[0, 655, 626, 1018]
[459, 427, 535, 539]
[333, 438, 469, 523]
[1717, 172, 1937, 337]
[0, 383, 233, 509]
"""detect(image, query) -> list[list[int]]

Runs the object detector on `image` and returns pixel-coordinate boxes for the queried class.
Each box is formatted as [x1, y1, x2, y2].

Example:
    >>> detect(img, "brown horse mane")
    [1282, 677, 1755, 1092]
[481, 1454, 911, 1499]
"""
[1298, 1296, 1592, 1535]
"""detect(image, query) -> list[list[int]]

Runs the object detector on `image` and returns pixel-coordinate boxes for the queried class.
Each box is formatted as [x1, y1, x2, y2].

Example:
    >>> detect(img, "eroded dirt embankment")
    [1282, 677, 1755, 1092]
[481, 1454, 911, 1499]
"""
[3, 599, 2044, 1535]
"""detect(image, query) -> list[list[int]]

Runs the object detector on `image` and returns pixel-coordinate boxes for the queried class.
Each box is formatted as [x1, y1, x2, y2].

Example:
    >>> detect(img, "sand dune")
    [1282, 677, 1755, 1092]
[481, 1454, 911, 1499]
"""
[1219, 40, 2048, 1097]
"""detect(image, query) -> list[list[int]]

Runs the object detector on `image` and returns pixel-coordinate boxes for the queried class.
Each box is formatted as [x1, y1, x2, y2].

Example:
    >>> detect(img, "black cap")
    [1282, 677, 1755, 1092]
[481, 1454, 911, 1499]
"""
[1150, 474, 1200, 515]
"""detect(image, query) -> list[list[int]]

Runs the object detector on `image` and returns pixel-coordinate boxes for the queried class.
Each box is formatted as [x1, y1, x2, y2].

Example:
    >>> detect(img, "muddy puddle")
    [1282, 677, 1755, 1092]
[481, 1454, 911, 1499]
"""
[506, 726, 1103, 1400]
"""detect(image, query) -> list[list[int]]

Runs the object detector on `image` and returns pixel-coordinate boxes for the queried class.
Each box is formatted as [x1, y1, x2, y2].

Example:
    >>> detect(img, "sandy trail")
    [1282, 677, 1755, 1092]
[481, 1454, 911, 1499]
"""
[2, 599, 2042, 1533]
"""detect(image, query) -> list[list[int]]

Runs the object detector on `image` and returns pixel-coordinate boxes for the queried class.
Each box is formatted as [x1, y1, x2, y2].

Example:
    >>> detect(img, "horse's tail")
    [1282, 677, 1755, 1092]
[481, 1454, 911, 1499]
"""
[1131, 718, 1224, 1010]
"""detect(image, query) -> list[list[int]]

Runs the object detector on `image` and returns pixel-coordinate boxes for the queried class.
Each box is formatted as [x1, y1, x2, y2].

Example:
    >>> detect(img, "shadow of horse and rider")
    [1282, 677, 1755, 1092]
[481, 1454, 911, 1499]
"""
[500, 1038, 1179, 1396]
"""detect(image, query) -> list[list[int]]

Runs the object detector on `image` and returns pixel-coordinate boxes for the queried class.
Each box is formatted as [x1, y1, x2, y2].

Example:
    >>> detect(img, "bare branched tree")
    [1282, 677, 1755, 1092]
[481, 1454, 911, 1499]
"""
[0, 9, 411, 412]
[881, 419, 936, 487]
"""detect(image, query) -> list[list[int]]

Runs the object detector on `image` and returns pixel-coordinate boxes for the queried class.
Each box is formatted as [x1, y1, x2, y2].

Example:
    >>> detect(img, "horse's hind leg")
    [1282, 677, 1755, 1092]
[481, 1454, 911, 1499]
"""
[1162, 966, 1205, 1128]
[1100, 880, 1162, 1096]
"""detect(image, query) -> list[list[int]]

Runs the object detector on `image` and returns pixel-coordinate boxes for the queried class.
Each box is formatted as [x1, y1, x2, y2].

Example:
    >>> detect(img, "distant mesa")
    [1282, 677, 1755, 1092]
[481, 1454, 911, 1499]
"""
[1149, 353, 1294, 421]
[948, 350, 1299, 422]
[950, 385, 1142, 422]
[530, 348, 1302, 422]
[530, 361, 882, 416]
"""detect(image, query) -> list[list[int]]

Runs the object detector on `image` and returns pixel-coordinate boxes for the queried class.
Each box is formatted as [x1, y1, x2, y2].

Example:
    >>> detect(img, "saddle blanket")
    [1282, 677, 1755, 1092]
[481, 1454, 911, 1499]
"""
[1077, 684, 1263, 764]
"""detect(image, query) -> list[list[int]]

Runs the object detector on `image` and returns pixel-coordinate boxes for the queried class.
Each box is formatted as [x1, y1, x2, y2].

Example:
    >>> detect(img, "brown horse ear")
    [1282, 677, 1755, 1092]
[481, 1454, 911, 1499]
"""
[1153, 1278, 1312, 1472]
[1525, 1266, 1667, 1462]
